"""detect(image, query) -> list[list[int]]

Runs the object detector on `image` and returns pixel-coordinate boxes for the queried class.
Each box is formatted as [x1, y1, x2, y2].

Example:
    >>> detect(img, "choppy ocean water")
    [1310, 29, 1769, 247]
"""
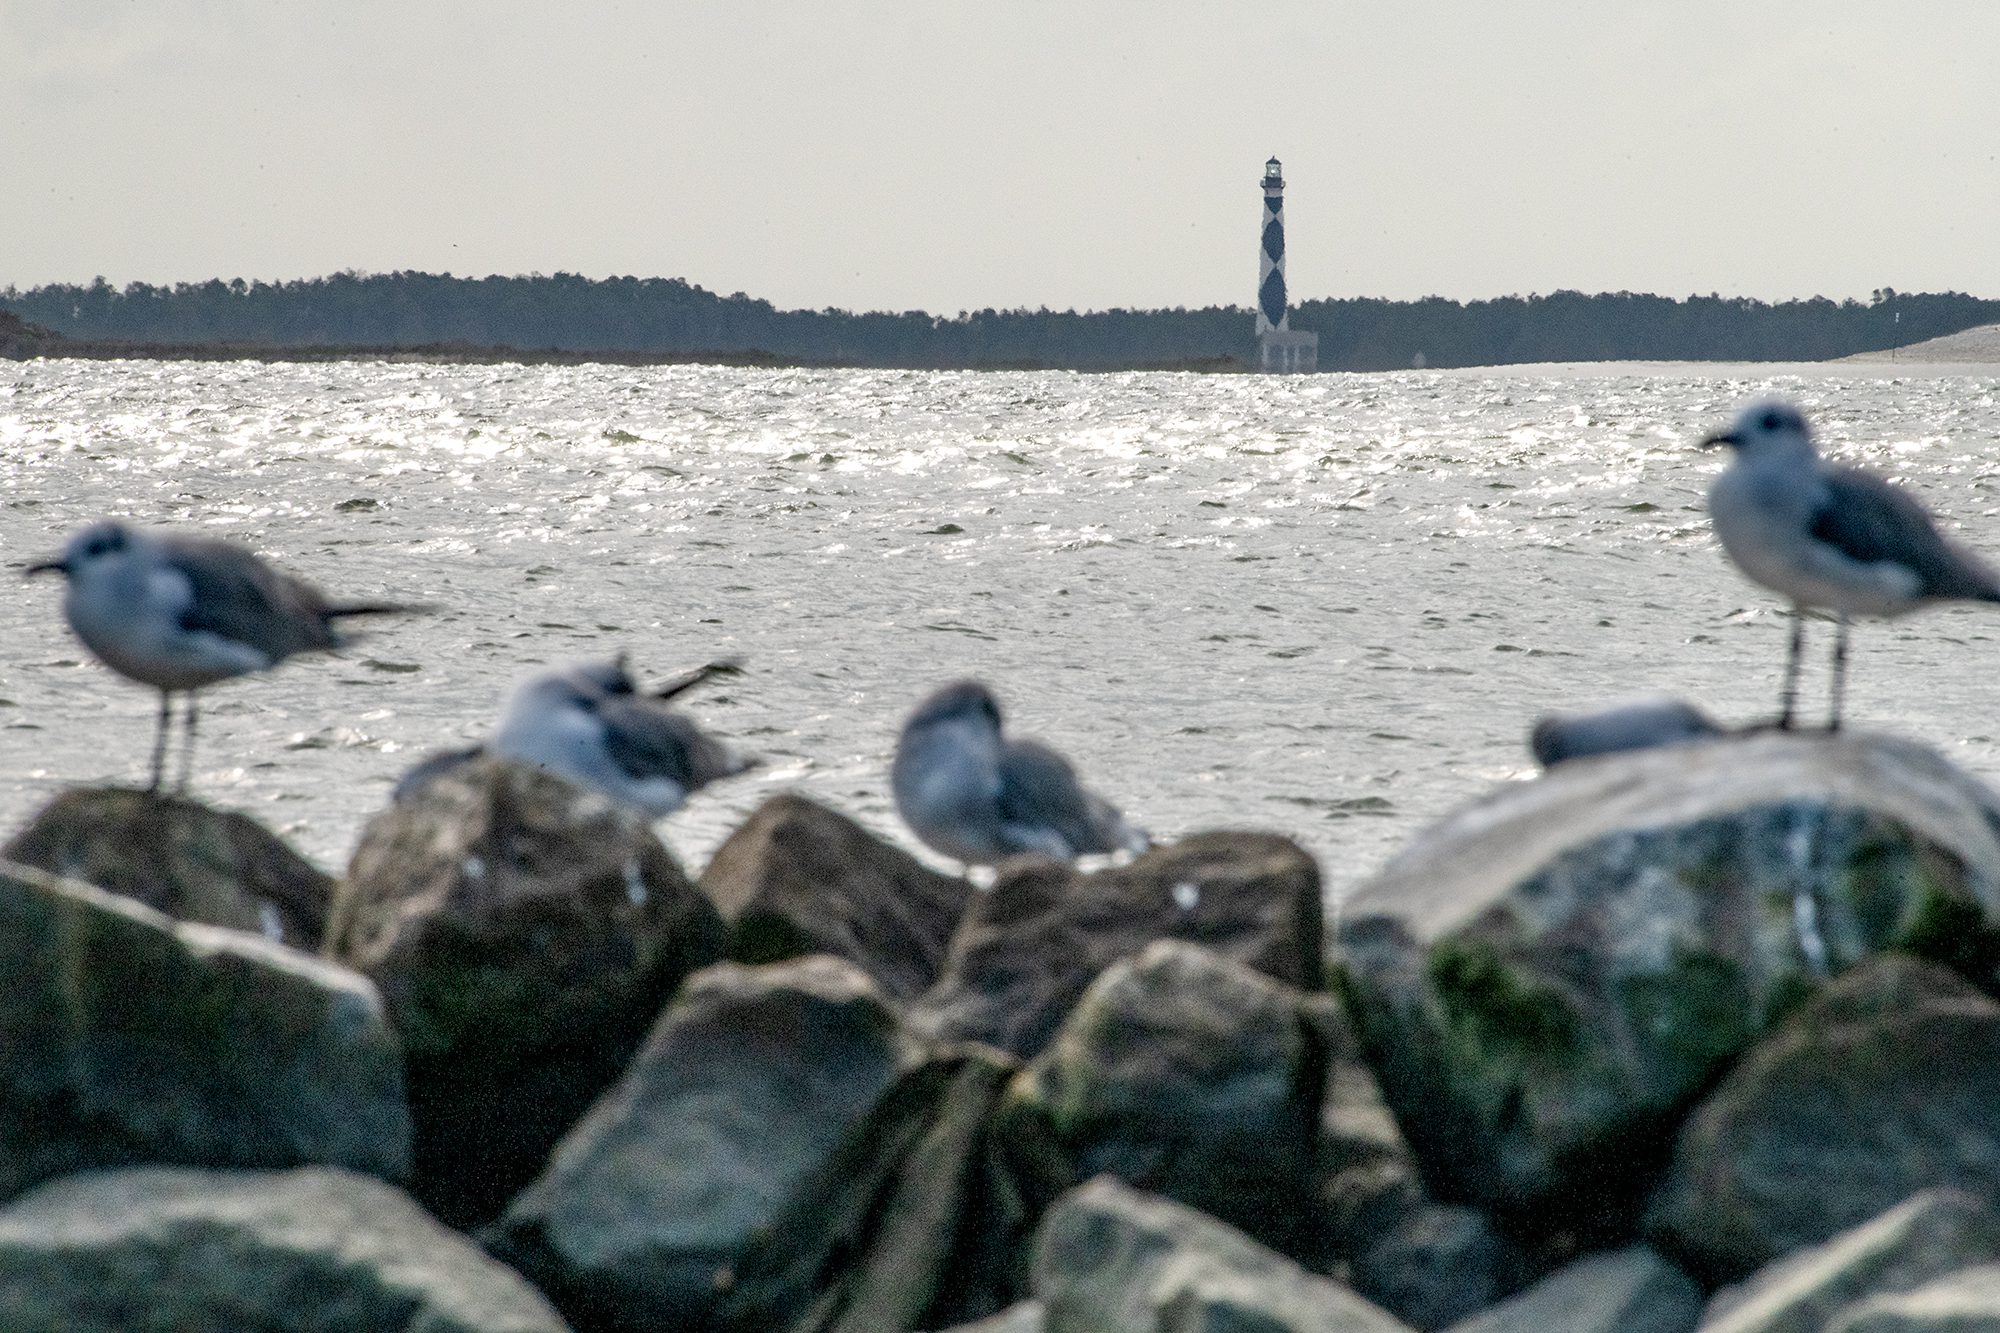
[5, 358, 2000, 902]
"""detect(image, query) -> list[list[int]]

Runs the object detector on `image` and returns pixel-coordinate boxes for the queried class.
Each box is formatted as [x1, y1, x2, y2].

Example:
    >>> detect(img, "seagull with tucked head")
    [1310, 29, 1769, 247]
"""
[1703, 399, 2000, 729]
[396, 656, 752, 816]
[892, 678, 1149, 869]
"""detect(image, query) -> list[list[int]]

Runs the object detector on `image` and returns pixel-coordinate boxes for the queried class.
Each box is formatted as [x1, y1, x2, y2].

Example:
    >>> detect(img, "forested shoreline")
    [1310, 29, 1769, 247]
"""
[6, 272, 1996, 371]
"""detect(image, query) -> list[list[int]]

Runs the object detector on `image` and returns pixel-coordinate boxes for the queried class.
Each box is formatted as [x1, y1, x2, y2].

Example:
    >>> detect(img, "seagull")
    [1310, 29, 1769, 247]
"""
[25, 518, 421, 790]
[404, 656, 752, 816]
[1529, 698, 1722, 768]
[1703, 399, 2000, 729]
[891, 679, 1149, 868]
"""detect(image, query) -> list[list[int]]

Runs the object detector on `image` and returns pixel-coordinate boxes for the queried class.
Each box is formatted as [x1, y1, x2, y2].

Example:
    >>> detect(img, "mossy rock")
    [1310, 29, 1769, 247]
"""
[0, 860, 408, 1202]
[1339, 731, 2000, 1242]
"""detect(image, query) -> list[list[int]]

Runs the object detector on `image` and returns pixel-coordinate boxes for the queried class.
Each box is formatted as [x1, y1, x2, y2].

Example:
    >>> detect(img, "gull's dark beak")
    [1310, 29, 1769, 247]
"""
[1699, 430, 1741, 450]
[23, 557, 67, 577]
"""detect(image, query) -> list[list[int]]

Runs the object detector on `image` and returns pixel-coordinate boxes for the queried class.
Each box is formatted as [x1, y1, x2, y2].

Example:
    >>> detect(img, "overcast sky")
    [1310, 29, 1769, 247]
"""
[4, 2, 1997, 313]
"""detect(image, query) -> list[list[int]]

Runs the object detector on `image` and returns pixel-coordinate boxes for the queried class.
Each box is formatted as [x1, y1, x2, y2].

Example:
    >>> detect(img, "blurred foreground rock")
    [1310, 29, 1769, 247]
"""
[1649, 958, 2000, 1284]
[1316, 988, 1526, 1329]
[716, 1044, 1072, 1333]
[1440, 1245, 1699, 1333]
[1697, 1189, 2000, 1333]
[489, 956, 919, 1332]
[918, 831, 1323, 1058]
[1339, 731, 2000, 1241]
[0, 860, 408, 1203]
[1008, 940, 1328, 1261]
[328, 756, 723, 1226]
[4, 786, 334, 948]
[0, 1165, 569, 1333]
[701, 792, 969, 997]
[1825, 1265, 2000, 1330]
[1031, 1176, 1412, 1333]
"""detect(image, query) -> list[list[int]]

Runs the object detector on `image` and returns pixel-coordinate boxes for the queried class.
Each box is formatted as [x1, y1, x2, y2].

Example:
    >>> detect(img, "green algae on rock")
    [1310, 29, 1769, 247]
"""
[1338, 732, 2000, 1242]
[1648, 958, 2000, 1284]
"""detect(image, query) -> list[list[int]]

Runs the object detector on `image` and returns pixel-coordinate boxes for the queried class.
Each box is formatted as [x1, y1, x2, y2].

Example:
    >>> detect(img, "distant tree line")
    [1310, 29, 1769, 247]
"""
[3, 271, 1993, 371]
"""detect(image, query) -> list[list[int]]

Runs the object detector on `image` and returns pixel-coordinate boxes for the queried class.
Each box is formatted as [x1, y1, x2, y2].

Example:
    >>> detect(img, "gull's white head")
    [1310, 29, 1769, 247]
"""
[1702, 399, 1816, 462]
[25, 519, 144, 583]
[904, 676, 1008, 736]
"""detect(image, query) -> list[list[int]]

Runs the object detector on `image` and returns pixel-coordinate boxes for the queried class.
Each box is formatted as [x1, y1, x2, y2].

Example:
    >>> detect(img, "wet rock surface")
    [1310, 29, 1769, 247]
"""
[1009, 940, 1329, 1260]
[917, 830, 1323, 1059]
[328, 755, 723, 1226]
[5, 786, 335, 948]
[1314, 992, 1527, 1329]
[1339, 731, 2000, 1239]
[1031, 1175, 1413, 1333]
[1441, 1245, 1700, 1333]
[717, 1044, 1073, 1333]
[0, 1165, 570, 1333]
[1824, 1264, 2000, 1331]
[488, 956, 919, 1332]
[12, 727, 2000, 1333]
[1649, 958, 2000, 1285]
[0, 860, 408, 1204]
[701, 792, 969, 998]
[1696, 1189, 2000, 1333]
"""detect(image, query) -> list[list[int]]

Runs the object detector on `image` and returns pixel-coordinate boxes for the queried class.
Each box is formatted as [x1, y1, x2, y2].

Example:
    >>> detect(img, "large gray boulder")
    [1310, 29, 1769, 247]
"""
[1442, 1245, 1700, 1333]
[1316, 992, 1525, 1329]
[1007, 940, 1329, 1261]
[701, 792, 970, 998]
[328, 755, 724, 1225]
[715, 1045, 1074, 1333]
[919, 831, 1323, 1059]
[0, 1165, 569, 1333]
[0, 860, 409, 1203]
[1650, 959, 2000, 1284]
[1339, 731, 2000, 1237]
[1697, 1189, 2000, 1333]
[489, 956, 920, 1332]
[1032, 1176, 1412, 1333]
[5, 787, 334, 948]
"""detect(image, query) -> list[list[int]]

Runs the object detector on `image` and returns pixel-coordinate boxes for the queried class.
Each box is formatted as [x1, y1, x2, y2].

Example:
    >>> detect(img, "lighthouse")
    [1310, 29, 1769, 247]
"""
[1254, 157, 1317, 373]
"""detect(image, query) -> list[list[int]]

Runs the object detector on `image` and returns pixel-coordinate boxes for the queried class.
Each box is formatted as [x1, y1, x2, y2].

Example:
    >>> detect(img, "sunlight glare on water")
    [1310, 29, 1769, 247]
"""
[5, 358, 2000, 902]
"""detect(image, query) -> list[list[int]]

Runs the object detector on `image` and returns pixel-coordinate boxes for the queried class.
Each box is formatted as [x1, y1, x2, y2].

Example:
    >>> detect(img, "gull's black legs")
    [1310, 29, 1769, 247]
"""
[1778, 607, 1806, 730]
[1828, 613, 1852, 732]
[148, 691, 173, 792]
[175, 691, 201, 793]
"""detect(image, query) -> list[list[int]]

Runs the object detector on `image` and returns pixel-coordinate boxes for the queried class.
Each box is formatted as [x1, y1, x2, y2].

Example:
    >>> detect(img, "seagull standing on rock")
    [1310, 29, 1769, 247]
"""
[892, 679, 1150, 869]
[1703, 399, 2000, 729]
[26, 518, 422, 791]
[399, 656, 752, 816]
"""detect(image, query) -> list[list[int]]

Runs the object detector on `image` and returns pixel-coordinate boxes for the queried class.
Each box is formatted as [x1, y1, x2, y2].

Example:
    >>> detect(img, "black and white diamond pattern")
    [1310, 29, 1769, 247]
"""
[1256, 176, 1289, 335]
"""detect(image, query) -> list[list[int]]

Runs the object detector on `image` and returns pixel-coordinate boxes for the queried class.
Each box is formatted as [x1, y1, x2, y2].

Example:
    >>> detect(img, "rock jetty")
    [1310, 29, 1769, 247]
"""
[6, 730, 2000, 1332]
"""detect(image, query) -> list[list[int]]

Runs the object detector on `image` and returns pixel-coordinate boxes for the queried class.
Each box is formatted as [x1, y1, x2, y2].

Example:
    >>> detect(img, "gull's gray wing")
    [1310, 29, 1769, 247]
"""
[1812, 468, 2000, 601]
[998, 738, 1126, 858]
[156, 535, 344, 660]
[596, 695, 749, 791]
